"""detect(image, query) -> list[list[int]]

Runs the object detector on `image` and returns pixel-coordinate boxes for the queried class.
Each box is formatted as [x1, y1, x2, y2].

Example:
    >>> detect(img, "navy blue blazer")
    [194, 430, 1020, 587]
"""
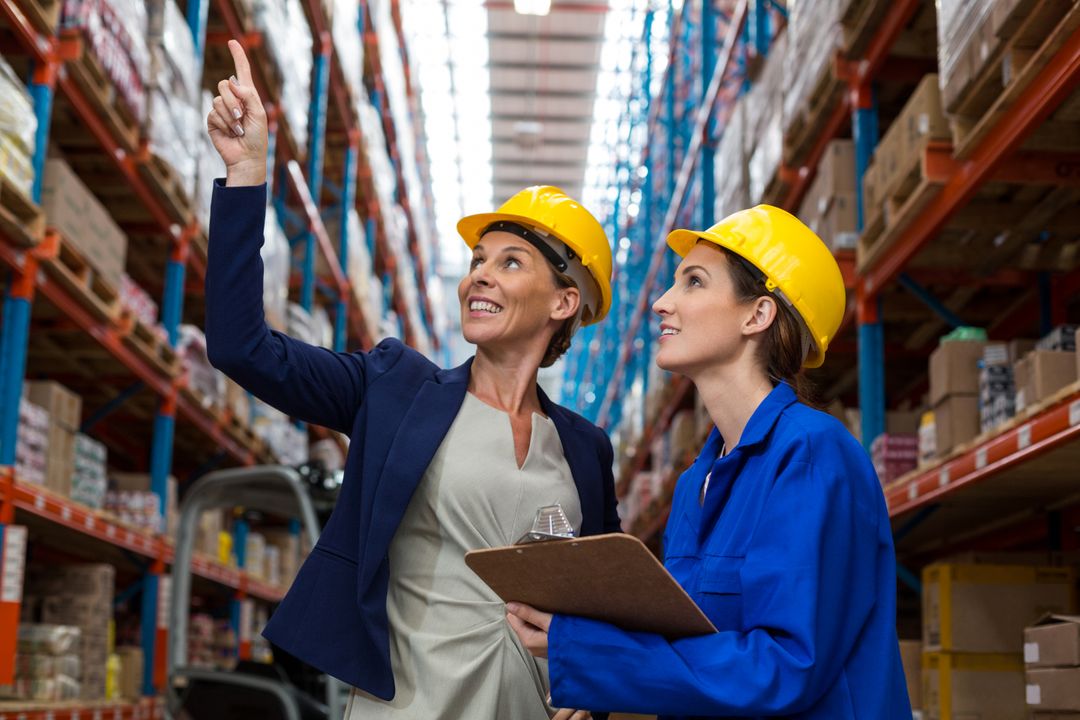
[205, 180, 622, 700]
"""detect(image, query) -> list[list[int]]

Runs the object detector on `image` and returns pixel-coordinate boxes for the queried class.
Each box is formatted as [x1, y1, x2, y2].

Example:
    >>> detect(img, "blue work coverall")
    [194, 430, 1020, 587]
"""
[547, 383, 912, 719]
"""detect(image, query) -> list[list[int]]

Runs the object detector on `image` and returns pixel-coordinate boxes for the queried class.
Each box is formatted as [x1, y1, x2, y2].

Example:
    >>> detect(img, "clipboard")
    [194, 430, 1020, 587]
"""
[465, 533, 716, 639]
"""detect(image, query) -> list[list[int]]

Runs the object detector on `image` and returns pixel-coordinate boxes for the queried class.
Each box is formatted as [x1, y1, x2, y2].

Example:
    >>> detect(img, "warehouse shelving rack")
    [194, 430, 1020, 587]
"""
[0, 0, 440, 710]
[572, 0, 1080, 572]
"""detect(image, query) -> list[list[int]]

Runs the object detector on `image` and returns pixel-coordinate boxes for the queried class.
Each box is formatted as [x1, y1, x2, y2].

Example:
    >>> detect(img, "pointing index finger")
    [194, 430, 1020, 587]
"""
[228, 39, 254, 87]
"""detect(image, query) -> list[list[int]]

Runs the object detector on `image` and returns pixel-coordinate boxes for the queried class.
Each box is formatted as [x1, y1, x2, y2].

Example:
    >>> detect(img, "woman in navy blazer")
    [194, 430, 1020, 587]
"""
[204, 42, 620, 719]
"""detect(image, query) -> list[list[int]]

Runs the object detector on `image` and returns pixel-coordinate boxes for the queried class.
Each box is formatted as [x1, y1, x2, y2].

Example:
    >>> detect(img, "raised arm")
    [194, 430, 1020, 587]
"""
[204, 41, 400, 433]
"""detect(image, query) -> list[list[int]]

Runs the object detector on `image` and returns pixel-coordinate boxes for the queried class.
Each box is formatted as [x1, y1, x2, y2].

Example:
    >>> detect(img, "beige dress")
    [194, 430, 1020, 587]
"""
[346, 392, 583, 719]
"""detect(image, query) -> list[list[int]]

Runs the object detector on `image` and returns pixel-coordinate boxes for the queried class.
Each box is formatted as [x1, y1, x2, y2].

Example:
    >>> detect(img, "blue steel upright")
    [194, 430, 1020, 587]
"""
[853, 85, 885, 450]
[303, 45, 331, 313]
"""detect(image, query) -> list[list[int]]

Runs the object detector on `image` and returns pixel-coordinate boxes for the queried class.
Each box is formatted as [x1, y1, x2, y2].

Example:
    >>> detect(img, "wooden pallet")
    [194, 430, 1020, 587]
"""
[137, 152, 194, 226]
[951, 2, 1080, 159]
[38, 233, 120, 322]
[119, 312, 181, 379]
[60, 30, 142, 154]
[857, 148, 947, 273]
[783, 63, 846, 166]
[0, 174, 44, 247]
[839, 0, 892, 58]
[9, 0, 61, 35]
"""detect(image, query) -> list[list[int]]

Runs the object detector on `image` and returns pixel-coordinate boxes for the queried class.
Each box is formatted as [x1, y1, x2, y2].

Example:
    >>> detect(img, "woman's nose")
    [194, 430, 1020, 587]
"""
[652, 286, 674, 316]
[470, 263, 493, 287]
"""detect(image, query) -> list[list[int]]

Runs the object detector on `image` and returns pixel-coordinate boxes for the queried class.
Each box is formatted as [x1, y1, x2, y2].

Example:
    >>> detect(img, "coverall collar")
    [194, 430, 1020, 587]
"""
[703, 381, 799, 456]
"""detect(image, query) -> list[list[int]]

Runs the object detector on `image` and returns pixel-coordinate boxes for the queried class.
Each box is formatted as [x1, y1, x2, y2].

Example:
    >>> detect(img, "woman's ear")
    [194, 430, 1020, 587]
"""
[743, 295, 777, 338]
[552, 286, 581, 322]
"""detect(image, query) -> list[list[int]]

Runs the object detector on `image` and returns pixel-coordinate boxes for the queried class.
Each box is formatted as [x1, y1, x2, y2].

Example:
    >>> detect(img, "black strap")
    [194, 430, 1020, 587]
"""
[483, 220, 569, 272]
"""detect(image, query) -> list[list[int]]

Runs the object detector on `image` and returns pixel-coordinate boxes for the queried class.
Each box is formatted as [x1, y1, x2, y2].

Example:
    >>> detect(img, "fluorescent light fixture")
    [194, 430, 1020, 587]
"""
[514, 0, 552, 16]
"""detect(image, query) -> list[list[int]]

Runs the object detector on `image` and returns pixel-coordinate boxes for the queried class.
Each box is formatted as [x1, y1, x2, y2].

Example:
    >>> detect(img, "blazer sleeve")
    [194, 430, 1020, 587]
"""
[598, 430, 622, 533]
[546, 457, 879, 717]
[205, 180, 403, 433]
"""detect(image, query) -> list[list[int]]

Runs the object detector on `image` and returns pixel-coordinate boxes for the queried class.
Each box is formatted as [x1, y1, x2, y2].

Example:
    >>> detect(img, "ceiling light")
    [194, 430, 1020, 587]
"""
[514, 0, 551, 16]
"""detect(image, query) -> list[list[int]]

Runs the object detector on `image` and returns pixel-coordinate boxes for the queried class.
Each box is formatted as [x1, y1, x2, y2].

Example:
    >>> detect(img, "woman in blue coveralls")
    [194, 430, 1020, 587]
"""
[205, 42, 620, 719]
[507, 205, 913, 718]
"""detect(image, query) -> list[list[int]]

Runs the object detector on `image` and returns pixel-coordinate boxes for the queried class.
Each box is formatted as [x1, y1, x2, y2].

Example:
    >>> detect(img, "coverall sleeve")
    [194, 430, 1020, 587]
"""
[547, 458, 879, 717]
[205, 180, 403, 433]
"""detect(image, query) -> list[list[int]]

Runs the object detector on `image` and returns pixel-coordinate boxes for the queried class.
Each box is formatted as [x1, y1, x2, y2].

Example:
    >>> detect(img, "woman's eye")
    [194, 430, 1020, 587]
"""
[470, 257, 483, 269]
[687, 275, 702, 287]
[505, 257, 521, 269]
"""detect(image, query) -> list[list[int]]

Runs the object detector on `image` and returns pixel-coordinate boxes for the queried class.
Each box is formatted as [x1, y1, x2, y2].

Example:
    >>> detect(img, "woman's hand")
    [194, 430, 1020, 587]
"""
[507, 602, 552, 658]
[552, 707, 591, 719]
[207, 40, 268, 187]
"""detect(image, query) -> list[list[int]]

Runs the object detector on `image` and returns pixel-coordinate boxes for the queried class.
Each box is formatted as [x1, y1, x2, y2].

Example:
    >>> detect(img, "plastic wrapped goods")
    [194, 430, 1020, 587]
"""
[16, 398, 50, 486]
[146, 88, 199, 201]
[70, 433, 108, 509]
[0, 56, 37, 195]
[333, 0, 364, 98]
[782, 0, 844, 136]
[196, 93, 227, 231]
[60, 0, 148, 124]
[147, 0, 199, 103]
[178, 324, 226, 407]
[252, 0, 311, 148]
[713, 101, 749, 222]
[744, 31, 787, 203]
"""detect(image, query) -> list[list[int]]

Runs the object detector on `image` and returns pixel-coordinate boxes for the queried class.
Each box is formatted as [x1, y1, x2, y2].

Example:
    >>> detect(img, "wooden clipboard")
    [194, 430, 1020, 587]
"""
[465, 533, 716, 639]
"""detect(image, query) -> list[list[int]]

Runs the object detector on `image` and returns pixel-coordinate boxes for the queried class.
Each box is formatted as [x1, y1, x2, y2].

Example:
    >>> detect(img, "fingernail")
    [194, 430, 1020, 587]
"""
[232, 107, 242, 120]
[230, 75, 238, 84]
[507, 602, 519, 613]
[234, 124, 245, 136]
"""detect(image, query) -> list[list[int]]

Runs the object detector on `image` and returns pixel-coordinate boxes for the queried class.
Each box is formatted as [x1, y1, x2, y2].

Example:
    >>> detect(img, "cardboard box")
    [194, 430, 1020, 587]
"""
[930, 340, 988, 405]
[1027, 668, 1080, 711]
[923, 651, 1025, 720]
[1025, 615, 1080, 669]
[40, 158, 128, 290]
[932, 395, 980, 456]
[41, 596, 112, 628]
[899, 74, 951, 162]
[923, 562, 1075, 654]
[900, 640, 923, 710]
[814, 140, 857, 196]
[1015, 350, 1078, 412]
[115, 647, 143, 700]
[24, 381, 81, 430]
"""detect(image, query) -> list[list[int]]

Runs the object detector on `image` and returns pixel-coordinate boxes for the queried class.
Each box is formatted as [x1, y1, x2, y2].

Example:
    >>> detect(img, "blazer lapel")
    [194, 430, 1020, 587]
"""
[358, 359, 472, 593]
[540, 390, 603, 536]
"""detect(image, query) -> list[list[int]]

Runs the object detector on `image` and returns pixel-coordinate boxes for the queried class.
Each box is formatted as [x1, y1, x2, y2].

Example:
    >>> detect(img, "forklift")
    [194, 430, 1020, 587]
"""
[165, 466, 345, 719]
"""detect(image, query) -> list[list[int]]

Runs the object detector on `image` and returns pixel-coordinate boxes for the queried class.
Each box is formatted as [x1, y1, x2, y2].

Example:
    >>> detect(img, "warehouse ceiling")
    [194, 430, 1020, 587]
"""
[403, 0, 651, 273]
[486, 1, 608, 204]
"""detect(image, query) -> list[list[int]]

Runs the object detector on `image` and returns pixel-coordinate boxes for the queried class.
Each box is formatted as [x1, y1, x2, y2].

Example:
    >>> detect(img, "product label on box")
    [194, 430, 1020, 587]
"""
[1024, 641, 1040, 663]
[976, 447, 988, 470]
[157, 575, 171, 630]
[1019, 424, 1032, 450]
[1027, 683, 1042, 705]
[1070, 400, 1080, 427]
[240, 599, 254, 643]
[1, 525, 27, 602]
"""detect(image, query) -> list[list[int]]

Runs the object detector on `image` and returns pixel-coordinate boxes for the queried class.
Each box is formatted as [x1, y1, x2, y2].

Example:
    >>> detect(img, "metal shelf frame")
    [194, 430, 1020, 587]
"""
[0, 0, 441, 703]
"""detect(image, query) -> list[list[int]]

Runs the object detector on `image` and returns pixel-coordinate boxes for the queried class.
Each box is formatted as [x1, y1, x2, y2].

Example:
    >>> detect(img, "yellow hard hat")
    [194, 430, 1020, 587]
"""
[666, 205, 845, 368]
[457, 186, 612, 325]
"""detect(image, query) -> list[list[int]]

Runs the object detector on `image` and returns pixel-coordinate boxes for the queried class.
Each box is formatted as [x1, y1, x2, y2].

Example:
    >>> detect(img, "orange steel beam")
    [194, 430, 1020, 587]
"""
[886, 388, 1080, 518]
[862, 22, 1080, 297]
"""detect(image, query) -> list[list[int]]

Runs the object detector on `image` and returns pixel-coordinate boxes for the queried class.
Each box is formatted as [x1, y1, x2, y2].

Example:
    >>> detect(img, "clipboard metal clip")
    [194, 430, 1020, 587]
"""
[515, 503, 576, 545]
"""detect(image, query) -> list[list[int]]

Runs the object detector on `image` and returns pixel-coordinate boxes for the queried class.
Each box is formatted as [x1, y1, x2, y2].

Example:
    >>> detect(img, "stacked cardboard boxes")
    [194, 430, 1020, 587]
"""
[31, 564, 115, 700]
[40, 158, 129, 291]
[922, 561, 1075, 720]
[926, 336, 986, 458]
[1015, 326, 1079, 413]
[713, 103, 749, 223]
[25, 381, 81, 496]
[1025, 615, 1080, 715]
[114, 646, 144, 700]
[106, 471, 178, 535]
[861, 75, 950, 232]
[799, 140, 858, 252]
[900, 640, 923, 716]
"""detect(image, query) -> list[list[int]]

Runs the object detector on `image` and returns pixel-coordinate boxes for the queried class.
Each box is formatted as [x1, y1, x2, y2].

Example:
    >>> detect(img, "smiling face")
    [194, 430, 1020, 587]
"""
[652, 241, 778, 377]
[457, 231, 580, 356]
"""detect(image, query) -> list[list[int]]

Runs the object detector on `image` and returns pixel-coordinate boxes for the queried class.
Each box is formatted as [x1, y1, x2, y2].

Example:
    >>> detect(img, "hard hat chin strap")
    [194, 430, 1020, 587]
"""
[481, 220, 601, 332]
